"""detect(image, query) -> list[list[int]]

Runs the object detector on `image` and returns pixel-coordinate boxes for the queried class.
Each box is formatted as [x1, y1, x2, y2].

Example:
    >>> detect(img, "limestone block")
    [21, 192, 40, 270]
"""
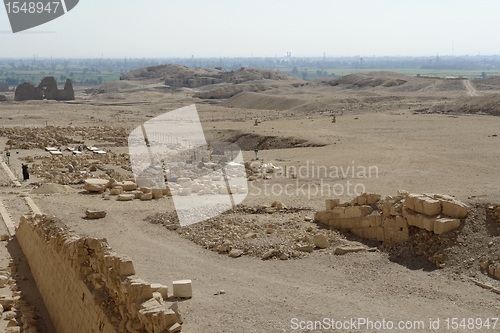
[377, 227, 385, 242]
[84, 178, 109, 193]
[151, 283, 168, 299]
[422, 215, 438, 232]
[110, 188, 121, 195]
[313, 210, 332, 223]
[331, 207, 345, 219]
[325, 199, 340, 210]
[359, 205, 373, 216]
[356, 195, 367, 205]
[85, 209, 107, 219]
[140, 188, 152, 194]
[117, 194, 134, 201]
[421, 198, 441, 216]
[351, 227, 378, 240]
[295, 245, 314, 253]
[390, 202, 403, 216]
[344, 206, 361, 218]
[313, 234, 329, 249]
[366, 193, 381, 205]
[434, 218, 461, 234]
[172, 280, 192, 298]
[132, 190, 144, 199]
[118, 257, 135, 276]
[152, 189, 163, 199]
[334, 246, 367, 255]
[228, 249, 243, 257]
[440, 199, 469, 219]
[261, 250, 277, 260]
[107, 178, 116, 188]
[396, 216, 407, 228]
[403, 207, 424, 229]
[141, 193, 153, 201]
[0, 275, 8, 288]
[168, 323, 182, 333]
[114, 181, 137, 191]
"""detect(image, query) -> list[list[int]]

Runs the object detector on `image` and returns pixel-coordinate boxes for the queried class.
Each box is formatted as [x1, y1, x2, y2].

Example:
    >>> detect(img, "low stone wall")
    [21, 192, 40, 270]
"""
[314, 192, 469, 244]
[16, 215, 182, 333]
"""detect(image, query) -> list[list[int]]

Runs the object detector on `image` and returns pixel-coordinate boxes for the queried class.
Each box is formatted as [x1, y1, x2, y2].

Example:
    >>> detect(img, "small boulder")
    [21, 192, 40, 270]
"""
[85, 209, 107, 219]
[295, 245, 314, 253]
[117, 194, 134, 201]
[334, 246, 367, 255]
[84, 179, 109, 193]
[313, 234, 329, 249]
[228, 249, 243, 258]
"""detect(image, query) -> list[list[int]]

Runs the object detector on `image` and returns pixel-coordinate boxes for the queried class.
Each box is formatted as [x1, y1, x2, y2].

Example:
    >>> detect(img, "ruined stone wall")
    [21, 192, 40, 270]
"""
[16, 215, 182, 333]
[315, 192, 469, 244]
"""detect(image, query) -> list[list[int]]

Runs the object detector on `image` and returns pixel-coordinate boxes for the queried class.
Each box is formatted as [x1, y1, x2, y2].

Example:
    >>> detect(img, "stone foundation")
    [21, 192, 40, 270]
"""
[16, 215, 182, 333]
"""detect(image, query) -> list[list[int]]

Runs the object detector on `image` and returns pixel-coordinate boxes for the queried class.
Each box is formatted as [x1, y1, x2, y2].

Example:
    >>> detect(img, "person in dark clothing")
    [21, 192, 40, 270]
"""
[22, 163, 29, 181]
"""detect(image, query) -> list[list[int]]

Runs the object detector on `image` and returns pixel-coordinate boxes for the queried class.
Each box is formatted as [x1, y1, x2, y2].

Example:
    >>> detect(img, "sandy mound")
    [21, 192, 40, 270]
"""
[31, 183, 75, 194]
[221, 92, 305, 111]
[429, 93, 500, 116]
[473, 76, 500, 91]
[315, 71, 468, 93]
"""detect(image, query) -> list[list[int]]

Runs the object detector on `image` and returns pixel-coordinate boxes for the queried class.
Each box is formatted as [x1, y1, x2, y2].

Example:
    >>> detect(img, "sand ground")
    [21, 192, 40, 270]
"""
[0, 75, 499, 332]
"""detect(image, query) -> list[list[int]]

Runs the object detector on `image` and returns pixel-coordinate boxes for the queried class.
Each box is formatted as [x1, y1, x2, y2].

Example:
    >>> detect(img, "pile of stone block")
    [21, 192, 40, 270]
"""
[314, 192, 469, 244]
[16, 215, 184, 333]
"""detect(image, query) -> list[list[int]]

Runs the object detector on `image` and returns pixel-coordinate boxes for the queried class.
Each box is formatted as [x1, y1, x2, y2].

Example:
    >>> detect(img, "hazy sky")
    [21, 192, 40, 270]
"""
[1, 0, 499, 58]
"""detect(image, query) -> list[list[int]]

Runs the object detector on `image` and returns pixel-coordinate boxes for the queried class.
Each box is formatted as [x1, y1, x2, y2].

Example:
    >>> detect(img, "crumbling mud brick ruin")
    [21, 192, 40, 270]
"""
[14, 77, 75, 101]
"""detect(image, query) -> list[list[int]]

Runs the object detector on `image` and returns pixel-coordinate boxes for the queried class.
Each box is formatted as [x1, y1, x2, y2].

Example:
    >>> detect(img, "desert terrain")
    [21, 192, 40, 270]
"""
[0, 68, 499, 332]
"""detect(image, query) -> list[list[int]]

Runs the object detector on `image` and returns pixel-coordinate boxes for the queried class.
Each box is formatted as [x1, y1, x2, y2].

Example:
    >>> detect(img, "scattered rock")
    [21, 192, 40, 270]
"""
[334, 246, 367, 255]
[84, 179, 109, 193]
[295, 245, 314, 253]
[228, 249, 244, 258]
[313, 234, 329, 249]
[85, 209, 107, 219]
[261, 250, 276, 260]
[117, 194, 135, 201]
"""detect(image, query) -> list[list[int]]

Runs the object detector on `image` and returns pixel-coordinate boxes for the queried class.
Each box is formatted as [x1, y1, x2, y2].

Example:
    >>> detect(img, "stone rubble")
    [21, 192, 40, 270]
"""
[315, 192, 469, 244]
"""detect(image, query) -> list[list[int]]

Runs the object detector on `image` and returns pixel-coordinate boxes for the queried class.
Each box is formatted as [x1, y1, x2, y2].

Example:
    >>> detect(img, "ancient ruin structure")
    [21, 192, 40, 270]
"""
[315, 192, 469, 244]
[118, 64, 291, 89]
[14, 77, 75, 101]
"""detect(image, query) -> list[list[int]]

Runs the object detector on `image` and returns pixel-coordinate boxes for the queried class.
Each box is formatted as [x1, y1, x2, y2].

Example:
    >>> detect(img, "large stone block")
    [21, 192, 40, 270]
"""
[117, 194, 134, 201]
[173, 280, 192, 298]
[421, 198, 441, 216]
[403, 207, 424, 229]
[434, 218, 460, 234]
[84, 179, 109, 193]
[314, 210, 332, 224]
[325, 199, 340, 210]
[406, 194, 441, 216]
[439, 199, 469, 219]
[366, 193, 381, 205]
[114, 181, 137, 191]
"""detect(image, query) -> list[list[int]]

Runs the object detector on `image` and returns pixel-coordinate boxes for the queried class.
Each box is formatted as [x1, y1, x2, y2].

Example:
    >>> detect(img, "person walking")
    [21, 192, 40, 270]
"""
[21, 163, 29, 181]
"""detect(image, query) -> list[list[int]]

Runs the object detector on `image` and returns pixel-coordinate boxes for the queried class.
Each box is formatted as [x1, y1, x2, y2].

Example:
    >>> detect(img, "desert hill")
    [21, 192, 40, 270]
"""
[430, 93, 500, 116]
[314, 71, 468, 92]
[472, 76, 500, 91]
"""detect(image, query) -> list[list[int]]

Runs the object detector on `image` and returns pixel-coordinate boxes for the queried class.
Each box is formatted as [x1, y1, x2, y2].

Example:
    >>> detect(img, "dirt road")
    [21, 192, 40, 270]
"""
[463, 80, 479, 96]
